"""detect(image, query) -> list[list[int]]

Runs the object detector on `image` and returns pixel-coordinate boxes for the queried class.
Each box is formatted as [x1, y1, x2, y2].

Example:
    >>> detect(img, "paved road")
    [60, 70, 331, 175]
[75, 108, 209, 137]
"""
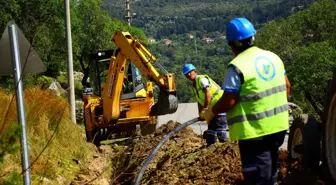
[157, 102, 288, 150]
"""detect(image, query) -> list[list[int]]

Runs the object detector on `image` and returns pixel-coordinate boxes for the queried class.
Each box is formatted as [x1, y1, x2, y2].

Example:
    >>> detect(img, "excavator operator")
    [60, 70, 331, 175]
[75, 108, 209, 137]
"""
[204, 17, 291, 185]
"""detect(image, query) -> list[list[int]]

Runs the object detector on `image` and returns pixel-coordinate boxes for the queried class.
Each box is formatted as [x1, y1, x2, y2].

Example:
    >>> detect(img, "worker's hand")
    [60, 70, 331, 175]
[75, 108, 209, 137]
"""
[204, 108, 215, 123]
[199, 110, 206, 121]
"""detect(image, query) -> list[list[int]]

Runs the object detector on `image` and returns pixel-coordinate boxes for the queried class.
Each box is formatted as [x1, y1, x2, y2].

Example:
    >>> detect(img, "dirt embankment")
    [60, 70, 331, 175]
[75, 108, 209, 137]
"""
[72, 121, 325, 185]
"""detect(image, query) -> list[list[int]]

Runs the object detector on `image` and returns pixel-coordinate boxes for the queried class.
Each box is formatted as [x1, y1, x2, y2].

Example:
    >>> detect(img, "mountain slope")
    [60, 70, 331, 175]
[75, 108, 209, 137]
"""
[103, 0, 315, 37]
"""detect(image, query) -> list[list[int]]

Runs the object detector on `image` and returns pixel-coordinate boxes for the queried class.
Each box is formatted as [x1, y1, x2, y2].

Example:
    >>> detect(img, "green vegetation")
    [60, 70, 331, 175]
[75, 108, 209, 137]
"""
[0, 124, 21, 164]
[0, 0, 147, 88]
[0, 88, 96, 184]
[147, 32, 232, 102]
[103, 0, 315, 38]
[257, 0, 336, 119]
[0, 124, 22, 184]
[131, 0, 335, 119]
[36, 75, 53, 89]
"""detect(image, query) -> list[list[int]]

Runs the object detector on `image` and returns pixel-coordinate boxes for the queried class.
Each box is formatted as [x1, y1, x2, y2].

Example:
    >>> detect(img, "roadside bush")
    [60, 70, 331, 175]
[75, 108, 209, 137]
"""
[36, 75, 53, 89]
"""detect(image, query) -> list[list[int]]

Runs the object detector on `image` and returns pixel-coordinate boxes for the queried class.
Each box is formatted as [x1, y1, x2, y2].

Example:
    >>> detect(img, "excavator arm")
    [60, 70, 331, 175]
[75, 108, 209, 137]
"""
[102, 31, 178, 122]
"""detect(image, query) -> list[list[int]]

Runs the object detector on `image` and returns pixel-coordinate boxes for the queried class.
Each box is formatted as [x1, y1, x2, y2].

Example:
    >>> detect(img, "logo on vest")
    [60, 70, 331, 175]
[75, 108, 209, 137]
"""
[254, 56, 276, 81]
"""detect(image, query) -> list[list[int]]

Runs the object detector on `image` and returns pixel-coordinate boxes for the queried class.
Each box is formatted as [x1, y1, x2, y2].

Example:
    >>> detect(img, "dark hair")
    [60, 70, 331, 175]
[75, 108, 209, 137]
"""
[228, 36, 255, 52]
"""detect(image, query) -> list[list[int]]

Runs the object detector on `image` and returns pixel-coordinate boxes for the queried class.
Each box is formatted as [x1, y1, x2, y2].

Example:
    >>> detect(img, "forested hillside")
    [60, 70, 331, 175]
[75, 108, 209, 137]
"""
[142, 0, 336, 119]
[103, 0, 315, 38]
[257, 0, 336, 118]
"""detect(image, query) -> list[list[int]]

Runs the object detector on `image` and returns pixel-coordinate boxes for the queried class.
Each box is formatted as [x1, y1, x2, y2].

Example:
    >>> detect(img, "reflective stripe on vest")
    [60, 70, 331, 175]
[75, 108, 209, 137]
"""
[239, 84, 287, 102]
[227, 46, 289, 141]
[227, 103, 288, 125]
[192, 75, 223, 108]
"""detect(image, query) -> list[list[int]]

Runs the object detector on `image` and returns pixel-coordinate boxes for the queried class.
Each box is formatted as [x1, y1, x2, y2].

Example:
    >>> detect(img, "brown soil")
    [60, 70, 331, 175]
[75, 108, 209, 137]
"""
[110, 121, 243, 185]
[278, 149, 325, 185]
[72, 121, 327, 185]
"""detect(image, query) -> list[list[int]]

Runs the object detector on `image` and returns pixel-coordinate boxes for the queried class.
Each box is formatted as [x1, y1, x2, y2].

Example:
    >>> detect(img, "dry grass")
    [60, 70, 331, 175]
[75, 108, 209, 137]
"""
[0, 87, 95, 184]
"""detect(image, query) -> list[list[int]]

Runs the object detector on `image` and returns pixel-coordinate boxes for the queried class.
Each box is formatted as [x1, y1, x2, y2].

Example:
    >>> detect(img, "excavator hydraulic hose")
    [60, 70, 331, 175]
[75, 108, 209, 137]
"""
[133, 117, 200, 185]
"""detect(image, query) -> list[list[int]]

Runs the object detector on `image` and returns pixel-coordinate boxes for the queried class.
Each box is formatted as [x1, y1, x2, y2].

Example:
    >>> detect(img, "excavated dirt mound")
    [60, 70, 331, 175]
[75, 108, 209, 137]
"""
[71, 121, 327, 185]
[110, 121, 243, 185]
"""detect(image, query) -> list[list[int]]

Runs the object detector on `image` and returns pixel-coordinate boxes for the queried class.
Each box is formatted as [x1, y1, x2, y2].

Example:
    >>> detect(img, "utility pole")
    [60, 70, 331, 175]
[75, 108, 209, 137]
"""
[64, 0, 76, 124]
[125, 0, 132, 26]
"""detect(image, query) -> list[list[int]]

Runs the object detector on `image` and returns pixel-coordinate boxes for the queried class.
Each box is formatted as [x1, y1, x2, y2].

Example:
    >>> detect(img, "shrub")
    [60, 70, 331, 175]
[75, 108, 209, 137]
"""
[36, 75, 53, 89]
[0, 88, 95, 184]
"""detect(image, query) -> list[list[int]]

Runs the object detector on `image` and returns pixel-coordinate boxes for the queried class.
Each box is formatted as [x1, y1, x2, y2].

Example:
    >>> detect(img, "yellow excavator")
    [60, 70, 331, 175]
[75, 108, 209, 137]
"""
[82, 31, 178, 145]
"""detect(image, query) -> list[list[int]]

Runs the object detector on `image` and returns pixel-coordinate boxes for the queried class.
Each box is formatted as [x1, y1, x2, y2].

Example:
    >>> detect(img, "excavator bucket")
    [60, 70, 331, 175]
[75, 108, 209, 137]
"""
[150, 87, 178, 116]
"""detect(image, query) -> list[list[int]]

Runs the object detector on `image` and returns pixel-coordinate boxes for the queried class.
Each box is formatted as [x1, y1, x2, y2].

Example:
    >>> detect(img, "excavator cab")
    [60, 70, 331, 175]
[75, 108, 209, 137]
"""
[85, 50, 146, 99]
[83, 50, 156, 144]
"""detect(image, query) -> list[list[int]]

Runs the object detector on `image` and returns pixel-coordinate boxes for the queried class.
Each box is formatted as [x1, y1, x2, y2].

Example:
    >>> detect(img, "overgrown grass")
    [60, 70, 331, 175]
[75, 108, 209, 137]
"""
[0, 88, 95, 184]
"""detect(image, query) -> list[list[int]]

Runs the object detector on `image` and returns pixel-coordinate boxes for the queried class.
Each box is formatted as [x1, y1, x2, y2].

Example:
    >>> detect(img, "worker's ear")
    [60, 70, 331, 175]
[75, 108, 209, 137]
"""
[231, 47, 239, 56]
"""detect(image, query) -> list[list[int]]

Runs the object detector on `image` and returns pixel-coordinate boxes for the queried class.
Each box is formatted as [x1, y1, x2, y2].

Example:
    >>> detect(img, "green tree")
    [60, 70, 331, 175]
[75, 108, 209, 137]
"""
[71, 0, 147, 86]
[0, 0, 147, 88]
[257, 0, 336, 118]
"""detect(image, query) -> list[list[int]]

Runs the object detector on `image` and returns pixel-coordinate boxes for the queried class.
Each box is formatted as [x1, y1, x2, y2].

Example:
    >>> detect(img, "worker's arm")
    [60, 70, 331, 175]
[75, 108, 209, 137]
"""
[212, 66, 241, 115]
[212, 92, 237, 114]
[198, 102, 204, 113]
[203, 87, 211, 108]
[285, 75, 291, 100]
[198, 77, 211, 109]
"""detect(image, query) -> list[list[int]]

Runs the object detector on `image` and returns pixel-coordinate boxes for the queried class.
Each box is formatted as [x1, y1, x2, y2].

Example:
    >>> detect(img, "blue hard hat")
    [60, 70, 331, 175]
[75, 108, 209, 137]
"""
[183, 64, 196, 75]
[226, 18, 256, 41]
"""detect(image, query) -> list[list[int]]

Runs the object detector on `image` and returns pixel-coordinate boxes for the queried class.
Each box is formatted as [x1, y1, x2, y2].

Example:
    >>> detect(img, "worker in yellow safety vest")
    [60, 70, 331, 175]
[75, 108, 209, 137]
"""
[204, 17, 291, 185]
[183, 64, 228, 147]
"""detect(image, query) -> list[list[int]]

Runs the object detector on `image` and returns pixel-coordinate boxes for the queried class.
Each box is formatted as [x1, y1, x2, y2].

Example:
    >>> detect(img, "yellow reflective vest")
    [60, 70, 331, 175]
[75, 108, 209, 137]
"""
[227, 46, 289, 141]
[192, 75, 224, 108]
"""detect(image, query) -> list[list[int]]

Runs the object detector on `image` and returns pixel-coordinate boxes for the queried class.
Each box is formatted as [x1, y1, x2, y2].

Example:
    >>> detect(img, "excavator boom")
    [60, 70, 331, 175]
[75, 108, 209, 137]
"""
[112, 31, 175, 91]
[102, 30, 178, 122]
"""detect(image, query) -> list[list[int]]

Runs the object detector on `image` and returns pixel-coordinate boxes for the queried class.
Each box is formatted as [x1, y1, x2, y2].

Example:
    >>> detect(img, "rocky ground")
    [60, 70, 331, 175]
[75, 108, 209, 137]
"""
[71, 121, 326, 185]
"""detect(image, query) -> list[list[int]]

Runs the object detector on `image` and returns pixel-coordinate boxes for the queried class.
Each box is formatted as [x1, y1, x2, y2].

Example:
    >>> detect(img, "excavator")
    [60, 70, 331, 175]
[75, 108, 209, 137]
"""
[82, 30, 178, 145]
[287, 68, 336, 183]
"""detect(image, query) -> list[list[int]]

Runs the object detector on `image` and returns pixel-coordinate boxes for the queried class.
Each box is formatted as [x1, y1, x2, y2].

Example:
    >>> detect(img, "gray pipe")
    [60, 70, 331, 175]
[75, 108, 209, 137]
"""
[133, 117, 200, 185]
